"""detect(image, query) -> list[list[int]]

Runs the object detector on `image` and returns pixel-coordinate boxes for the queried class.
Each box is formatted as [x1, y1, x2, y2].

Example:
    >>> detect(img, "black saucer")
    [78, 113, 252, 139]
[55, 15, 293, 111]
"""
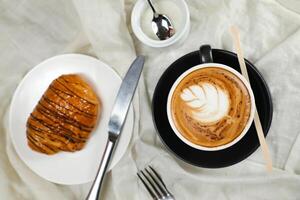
[152, 49, 273, 168]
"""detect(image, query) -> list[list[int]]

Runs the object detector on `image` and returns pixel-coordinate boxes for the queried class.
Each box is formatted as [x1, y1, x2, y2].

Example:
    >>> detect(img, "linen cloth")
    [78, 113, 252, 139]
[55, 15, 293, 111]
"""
[1, 0, 300, 199]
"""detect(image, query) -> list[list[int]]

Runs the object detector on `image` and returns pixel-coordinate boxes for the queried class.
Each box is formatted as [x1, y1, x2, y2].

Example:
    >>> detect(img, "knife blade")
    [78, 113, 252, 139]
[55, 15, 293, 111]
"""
[108, 55, 145, 140]
[86, 56, 145, 200]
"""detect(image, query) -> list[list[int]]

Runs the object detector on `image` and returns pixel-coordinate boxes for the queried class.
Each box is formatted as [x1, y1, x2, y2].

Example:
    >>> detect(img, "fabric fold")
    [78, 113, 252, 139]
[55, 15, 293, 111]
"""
[1, 0, 300, 199]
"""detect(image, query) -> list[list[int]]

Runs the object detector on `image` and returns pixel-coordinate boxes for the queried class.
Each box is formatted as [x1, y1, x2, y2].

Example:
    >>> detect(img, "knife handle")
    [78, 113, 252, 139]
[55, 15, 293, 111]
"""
[86, 140, 115, 200]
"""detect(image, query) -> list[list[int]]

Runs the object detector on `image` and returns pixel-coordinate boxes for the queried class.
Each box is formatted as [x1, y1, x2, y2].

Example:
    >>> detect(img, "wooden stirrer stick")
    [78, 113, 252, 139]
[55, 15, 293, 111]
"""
[230, 26, 272, 172]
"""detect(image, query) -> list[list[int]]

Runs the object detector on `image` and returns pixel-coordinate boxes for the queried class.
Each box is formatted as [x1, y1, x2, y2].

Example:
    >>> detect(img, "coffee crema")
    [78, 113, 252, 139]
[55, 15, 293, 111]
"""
[171, 67, 251, 147]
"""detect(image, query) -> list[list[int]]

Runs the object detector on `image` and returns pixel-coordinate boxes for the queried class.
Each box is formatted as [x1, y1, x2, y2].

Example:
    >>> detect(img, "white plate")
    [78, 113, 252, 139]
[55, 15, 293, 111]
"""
[9, 54, 134, 185]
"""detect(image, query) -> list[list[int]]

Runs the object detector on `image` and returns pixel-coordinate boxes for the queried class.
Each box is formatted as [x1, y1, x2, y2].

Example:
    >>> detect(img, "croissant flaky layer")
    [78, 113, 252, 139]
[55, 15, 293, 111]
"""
[26, 74, 100, 155]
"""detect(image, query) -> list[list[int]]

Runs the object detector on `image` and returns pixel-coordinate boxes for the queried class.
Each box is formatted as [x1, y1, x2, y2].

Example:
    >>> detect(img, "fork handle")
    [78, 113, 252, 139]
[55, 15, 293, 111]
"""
[86, 139, 115, 200]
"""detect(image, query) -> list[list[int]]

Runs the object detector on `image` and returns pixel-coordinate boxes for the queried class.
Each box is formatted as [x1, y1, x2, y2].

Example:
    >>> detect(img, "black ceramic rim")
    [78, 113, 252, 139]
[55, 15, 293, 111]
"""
[152, 49, 273, 168]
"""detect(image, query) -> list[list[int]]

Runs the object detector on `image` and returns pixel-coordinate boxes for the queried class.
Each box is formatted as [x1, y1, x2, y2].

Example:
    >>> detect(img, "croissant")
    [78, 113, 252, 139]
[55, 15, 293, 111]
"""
[26, 74, 100, 155]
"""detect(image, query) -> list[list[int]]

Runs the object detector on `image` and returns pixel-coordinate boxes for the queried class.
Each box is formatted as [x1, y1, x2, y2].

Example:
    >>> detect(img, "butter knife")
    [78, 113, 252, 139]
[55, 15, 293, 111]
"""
[86, 56, 145, 200]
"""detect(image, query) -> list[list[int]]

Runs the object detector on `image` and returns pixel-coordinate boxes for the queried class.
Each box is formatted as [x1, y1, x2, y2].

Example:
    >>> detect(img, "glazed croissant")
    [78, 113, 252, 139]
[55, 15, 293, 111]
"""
[26, 74, 100, 155]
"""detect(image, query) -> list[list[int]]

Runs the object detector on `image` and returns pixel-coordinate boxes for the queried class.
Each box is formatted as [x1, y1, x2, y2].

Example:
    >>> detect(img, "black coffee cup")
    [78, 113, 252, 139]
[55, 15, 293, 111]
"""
[166, 45, 256, 151]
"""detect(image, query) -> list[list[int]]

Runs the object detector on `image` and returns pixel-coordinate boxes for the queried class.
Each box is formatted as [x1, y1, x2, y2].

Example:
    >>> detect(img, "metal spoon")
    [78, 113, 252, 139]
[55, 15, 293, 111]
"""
[147, 0, 175, 40]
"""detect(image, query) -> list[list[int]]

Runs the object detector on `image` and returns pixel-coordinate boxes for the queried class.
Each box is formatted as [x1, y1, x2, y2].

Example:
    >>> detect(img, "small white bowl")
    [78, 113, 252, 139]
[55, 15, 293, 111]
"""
[131, 0, 190, 48]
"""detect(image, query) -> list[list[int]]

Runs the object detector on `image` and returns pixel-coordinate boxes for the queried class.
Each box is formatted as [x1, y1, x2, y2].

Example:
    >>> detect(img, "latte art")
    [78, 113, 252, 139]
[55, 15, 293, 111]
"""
[180, 83, 229, 123]
[170, 67, 251, 147]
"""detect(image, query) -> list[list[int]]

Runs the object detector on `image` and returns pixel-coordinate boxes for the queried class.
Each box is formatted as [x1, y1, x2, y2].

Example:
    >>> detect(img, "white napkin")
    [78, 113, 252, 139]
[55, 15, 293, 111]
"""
[1, 0, 300, 199]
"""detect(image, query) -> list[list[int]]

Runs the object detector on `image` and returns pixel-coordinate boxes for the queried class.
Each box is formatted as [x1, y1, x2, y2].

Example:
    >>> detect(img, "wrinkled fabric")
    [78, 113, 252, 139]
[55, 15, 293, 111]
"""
[1, 0, 300, 199]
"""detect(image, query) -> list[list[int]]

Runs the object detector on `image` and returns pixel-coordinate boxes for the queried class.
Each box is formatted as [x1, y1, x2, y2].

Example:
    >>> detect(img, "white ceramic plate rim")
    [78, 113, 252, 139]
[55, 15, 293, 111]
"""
[8, 54, 134, 185]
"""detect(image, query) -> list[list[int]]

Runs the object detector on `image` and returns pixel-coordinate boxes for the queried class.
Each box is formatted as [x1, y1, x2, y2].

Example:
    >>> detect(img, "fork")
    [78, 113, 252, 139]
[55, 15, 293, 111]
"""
[137, 166, 175, 200]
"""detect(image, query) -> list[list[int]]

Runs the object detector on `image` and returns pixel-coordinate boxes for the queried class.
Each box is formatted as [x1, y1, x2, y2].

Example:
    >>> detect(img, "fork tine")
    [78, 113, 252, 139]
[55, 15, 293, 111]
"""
[146, 167, 169, 195]
[148, 166, 167, 189]
[141, 170, 163, 198]
[137, 172, 158, 200]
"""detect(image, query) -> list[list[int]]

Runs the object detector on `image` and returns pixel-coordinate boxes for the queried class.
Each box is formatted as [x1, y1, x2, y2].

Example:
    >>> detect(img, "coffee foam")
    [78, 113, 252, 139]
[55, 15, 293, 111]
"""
[171, 67, 251, 148]
[180, 83, 229, 123]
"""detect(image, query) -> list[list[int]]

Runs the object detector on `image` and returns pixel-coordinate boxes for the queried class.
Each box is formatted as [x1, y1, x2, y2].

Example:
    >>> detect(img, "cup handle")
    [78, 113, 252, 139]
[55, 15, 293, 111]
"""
[199, 45, 213, 63]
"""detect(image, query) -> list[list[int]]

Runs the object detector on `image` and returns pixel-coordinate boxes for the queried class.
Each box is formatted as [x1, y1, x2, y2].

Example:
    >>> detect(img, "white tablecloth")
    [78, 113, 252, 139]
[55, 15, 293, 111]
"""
[1, 0, 300, 199]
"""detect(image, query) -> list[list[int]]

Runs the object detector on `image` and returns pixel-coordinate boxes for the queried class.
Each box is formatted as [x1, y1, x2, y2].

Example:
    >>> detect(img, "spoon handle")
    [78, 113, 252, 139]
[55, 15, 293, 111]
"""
[147, 0, 157, 14]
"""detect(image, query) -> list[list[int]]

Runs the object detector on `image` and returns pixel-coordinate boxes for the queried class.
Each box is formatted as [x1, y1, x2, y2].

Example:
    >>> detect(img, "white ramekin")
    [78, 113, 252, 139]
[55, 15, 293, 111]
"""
[131, 0, 190, 48]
